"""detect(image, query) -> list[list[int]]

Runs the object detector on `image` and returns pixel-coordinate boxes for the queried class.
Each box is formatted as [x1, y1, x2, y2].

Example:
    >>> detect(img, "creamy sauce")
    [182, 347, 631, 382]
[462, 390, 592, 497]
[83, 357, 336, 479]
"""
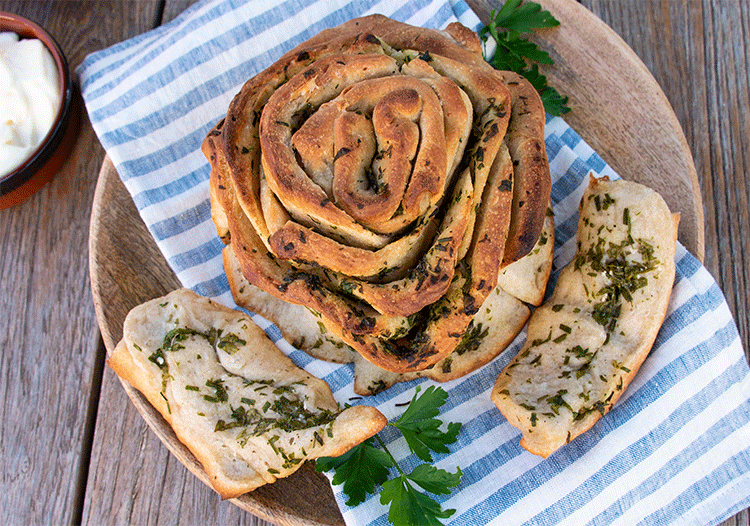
[0, 32, 61, 178]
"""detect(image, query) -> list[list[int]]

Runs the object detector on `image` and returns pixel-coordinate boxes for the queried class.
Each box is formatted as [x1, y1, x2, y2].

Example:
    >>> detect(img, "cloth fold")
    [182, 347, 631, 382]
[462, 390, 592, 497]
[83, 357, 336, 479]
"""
[78, 1, 750, 524]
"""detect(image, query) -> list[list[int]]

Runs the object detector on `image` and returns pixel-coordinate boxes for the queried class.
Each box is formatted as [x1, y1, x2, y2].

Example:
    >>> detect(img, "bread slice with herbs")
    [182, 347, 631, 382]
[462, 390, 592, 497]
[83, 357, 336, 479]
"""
[108, 288, 386, 498]
[491, 176, 678, 458]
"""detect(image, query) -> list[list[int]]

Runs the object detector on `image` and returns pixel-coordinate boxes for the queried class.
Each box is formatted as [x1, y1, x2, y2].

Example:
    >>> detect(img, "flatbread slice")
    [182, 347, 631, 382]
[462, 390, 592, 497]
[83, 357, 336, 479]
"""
[108, 288, 386, 498]
[491, 176, 678, 457]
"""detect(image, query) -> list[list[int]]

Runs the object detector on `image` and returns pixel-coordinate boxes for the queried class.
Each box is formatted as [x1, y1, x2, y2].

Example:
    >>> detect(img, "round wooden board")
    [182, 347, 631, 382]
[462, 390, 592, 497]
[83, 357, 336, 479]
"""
[89, 1, 704, 525]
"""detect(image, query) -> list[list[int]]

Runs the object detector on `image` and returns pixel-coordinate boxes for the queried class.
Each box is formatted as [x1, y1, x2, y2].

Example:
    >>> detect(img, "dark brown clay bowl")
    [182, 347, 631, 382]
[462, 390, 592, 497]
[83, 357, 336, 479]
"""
[0, 12, 76, 210]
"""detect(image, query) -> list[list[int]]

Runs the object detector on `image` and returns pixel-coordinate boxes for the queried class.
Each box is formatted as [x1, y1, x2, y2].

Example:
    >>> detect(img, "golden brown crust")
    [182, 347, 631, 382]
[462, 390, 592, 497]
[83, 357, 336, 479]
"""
[204, 15, 551, 373]
[496, 71, 552, 265]
[223, 202, 554, 394]
[202, 120, 231, 243]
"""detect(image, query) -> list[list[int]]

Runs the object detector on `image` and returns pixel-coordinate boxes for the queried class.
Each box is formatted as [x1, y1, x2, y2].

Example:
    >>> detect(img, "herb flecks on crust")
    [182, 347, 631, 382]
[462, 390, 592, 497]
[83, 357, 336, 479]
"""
[108, 289, 387, 498]
[203, 14, 552, 375]
[492, 176, 678, 458]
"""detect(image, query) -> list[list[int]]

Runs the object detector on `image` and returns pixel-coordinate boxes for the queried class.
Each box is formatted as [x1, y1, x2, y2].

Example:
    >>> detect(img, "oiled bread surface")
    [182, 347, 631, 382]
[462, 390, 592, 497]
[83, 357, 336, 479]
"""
[108, 288, 386, 498]
[492, 177, 678, 458]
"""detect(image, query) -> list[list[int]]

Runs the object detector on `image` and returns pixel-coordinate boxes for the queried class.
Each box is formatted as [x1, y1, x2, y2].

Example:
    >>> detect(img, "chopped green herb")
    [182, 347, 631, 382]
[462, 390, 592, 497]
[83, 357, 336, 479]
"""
[203, 378, 228, 403]
[454, 322, 489, 355]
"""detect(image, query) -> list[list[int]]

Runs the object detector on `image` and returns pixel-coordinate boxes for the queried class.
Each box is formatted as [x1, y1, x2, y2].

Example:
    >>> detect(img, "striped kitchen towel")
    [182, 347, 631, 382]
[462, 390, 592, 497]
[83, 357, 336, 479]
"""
[78, 0, 750, 524]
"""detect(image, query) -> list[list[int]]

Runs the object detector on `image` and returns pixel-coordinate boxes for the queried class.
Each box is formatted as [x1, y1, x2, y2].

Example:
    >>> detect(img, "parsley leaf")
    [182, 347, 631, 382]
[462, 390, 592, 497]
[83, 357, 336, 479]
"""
[488, 0, 559, 33]
[407, 463, 463, 495]
[390, 385, 462, 463]
[381, 472, 458, 526]
[315, 386, 463, 526]
[314, 437, 392, 506]
[520, 63, 571, 116]
[480, 0, 571, 115]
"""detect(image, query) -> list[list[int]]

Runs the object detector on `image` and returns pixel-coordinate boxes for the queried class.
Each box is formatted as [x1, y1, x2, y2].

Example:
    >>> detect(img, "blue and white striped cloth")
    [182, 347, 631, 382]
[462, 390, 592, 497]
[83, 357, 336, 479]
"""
[78, 0, 750, 524]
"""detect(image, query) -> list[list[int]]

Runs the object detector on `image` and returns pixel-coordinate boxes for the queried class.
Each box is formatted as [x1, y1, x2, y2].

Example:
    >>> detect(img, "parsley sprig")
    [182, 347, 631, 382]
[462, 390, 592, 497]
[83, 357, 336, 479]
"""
[316, 386, 463, 526]
[479, 0, 571, 115]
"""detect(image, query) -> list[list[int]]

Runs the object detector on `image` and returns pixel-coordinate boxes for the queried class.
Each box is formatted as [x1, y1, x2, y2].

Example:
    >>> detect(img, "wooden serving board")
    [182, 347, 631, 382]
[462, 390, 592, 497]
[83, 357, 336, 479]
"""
[89, 1, 704, 525]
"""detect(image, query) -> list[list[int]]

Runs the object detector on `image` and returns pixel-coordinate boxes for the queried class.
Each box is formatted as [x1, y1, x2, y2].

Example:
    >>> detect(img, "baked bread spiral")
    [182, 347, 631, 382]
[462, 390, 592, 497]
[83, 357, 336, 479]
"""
[204, 15, 551, 374]
[221, 207, 553, 395]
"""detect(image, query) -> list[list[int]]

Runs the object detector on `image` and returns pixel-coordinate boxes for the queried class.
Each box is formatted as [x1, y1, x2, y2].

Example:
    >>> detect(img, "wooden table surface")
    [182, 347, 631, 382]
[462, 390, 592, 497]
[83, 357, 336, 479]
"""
[1, 1, 747, 525]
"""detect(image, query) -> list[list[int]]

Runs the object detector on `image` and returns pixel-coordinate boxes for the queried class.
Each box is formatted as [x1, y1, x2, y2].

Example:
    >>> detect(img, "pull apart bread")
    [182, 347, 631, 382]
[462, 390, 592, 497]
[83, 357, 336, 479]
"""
[222, 208, 553, 395]
[203, 14, 553, 381]
[108, 288, 386, 498]
[492, 176, 679, 457]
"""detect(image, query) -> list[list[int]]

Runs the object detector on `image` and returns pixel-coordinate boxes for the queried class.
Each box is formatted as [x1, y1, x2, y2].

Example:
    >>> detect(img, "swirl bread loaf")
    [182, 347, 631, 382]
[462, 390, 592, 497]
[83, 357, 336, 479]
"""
[108, 289, 386, 498]
[203, 15, 552, 375]
[492, 176, 678, 457]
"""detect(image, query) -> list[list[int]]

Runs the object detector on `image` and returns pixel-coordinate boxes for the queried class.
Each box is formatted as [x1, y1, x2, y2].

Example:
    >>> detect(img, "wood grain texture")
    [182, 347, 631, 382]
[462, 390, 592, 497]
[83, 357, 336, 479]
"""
[0, 1, 162, 525]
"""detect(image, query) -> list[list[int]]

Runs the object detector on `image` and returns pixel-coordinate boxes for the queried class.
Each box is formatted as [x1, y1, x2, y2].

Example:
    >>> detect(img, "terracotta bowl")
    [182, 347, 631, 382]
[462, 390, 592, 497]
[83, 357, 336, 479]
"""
[0, 12, 76, 210]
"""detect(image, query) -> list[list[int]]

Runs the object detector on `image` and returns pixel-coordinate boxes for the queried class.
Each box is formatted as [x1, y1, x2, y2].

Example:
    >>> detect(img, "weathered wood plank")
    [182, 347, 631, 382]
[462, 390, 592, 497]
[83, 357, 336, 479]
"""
[162, 0, 199, 23]
[0, 1, 161, 525]
[695, 0, 750, 367]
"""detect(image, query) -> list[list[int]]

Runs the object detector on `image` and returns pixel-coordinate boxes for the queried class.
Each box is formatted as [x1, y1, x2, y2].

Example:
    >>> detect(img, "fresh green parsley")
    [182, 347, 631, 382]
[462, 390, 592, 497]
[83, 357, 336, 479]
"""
[391, 385, 462, 463]
[315, 386, 462, 526]
[479, 0, 571, 115]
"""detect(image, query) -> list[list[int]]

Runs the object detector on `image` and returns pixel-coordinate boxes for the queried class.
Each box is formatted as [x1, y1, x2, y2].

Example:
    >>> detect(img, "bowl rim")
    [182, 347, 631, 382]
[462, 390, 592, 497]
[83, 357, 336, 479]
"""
[0, 11, 74, 194]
